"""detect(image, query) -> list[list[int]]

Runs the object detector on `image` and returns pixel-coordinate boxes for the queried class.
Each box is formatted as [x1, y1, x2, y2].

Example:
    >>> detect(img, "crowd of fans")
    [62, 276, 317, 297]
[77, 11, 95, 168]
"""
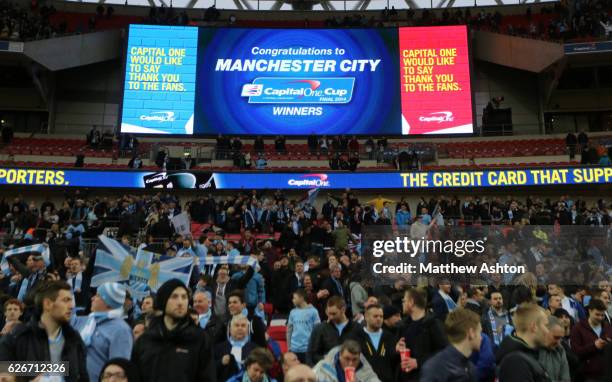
[0, 0, 188, 41]
[0, 188, 610, 381]
[376, 0, 612, 42]
[565, 131, 612, 165]
[0, 0, 61, 40]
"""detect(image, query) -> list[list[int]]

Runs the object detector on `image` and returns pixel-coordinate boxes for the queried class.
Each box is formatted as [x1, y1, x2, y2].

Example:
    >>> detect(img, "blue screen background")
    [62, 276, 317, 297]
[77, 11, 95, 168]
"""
[193, 28, 401, 135]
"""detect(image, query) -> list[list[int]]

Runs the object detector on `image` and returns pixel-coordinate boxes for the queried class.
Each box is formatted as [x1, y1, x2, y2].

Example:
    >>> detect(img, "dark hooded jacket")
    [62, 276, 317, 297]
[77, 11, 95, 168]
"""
[496, 335, 550, 382]
[131, 316, 216, 382]
[132, 279, 216, 382]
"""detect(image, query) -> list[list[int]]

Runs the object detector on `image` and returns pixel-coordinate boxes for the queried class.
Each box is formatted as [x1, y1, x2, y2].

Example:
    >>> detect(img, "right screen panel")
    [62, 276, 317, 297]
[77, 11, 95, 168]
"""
[399, 26, 473, 135]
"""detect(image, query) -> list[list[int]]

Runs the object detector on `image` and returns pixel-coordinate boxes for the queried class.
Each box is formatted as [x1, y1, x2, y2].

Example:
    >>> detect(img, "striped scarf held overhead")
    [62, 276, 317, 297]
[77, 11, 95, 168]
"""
[200, 255, 259, 271]
[1, 243, 50, 274]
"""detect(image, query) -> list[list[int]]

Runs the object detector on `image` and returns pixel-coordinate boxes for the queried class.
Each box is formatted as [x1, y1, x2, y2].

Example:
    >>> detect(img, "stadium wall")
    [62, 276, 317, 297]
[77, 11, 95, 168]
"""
[473, 62, 541, 134]
[52, 61, 122, 135]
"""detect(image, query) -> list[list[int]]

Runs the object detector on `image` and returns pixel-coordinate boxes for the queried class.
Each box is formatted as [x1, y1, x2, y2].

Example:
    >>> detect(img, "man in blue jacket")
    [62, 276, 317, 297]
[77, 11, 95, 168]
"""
[72, 282, 133, 382]
[421, 308, 482, 382]
[232, 264, 266, 312]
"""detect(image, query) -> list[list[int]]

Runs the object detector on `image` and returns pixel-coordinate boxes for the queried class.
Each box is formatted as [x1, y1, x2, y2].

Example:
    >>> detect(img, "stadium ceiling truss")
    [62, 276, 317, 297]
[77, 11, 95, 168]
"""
[87, 0, 552, 11]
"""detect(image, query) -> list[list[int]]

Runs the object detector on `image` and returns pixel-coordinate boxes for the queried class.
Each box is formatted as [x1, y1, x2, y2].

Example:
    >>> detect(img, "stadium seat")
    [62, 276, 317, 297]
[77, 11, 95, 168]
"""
[276, 341, 288, 354]
[268, 326, 287, 343]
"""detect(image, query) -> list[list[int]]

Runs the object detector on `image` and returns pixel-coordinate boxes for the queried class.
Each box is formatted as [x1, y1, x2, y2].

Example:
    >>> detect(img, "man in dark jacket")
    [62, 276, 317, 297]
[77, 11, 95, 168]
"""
[497, 303, 550, 382]
[210, 265, 253, 321]
[382, 305, 402, 340]
[8, 251, 47, 303]
[481, 291, 512, 350]
[0, 280, 88, 382]
[320, 264, 345, 299]
[420, 308, 482, 381]
[398, 288, 448, 382]
[271, 256, 293, 314]
[131, 279, 216, 382]
[464, 287, 486, 317]
[431, 279, 456, 322]
[348, 304, 399, 382]
[307, 296, 357, 366]
[193, 290, 218, 338]
[213, 289, 267, 348]
[570, 299, 612, 381]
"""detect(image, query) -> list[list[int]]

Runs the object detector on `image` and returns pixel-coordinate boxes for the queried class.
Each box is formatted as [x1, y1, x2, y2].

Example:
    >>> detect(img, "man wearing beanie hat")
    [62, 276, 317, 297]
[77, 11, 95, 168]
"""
[382, 305, 402, 339]
[72, 281, 133, 382]
[131, 278, 216, 382]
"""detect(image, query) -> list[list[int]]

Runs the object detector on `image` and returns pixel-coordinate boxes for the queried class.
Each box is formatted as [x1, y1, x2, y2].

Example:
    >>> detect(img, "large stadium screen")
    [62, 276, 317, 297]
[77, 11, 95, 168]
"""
[120, 25, 473, 136]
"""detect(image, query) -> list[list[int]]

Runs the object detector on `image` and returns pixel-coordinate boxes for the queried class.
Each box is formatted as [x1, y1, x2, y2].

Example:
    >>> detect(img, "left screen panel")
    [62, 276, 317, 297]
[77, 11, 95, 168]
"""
[120, 24, 199, 135]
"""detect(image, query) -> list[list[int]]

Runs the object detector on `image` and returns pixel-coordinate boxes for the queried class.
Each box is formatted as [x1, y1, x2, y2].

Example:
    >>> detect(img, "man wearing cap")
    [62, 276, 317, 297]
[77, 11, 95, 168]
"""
[131, 278, 216, 382]
[72, 281, 133, 382]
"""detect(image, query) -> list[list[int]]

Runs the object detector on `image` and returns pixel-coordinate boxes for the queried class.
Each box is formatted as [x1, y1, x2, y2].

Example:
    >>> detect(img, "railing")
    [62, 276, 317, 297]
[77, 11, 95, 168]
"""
[211, 144, 436, 160]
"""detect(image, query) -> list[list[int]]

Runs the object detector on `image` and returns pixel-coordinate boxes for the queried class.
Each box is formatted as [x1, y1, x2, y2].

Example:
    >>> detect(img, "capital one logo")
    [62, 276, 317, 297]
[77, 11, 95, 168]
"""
[139, 111, 175, 122]
[288, 174, 330, 187]
[241, 84, 263, 97]
[419, 111, 454, 123]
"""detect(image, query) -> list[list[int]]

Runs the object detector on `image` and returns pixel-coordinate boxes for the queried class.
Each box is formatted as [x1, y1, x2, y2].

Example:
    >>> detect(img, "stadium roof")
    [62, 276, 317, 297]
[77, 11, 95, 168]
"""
[65, 0, 555, 11]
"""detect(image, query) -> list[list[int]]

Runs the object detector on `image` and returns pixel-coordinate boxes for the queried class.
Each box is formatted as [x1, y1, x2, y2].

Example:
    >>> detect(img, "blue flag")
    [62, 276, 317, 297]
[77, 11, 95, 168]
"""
[92, 235, 194, 301]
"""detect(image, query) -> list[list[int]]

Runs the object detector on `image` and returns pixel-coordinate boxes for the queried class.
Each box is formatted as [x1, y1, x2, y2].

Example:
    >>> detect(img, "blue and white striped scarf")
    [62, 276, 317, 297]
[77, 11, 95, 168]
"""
[200, 255, 258, 268]
[1, 244, 50, 275]
[17, 270, 44, 301]
[69, 272, 83, 293]
[78, 307, 124, 346]
[17, 275, 30, 301]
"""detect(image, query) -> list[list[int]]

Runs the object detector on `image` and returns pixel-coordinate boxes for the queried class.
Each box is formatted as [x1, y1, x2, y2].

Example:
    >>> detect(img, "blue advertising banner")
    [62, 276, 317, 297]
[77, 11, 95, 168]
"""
[564, 41, 612, 54]
[0, 167, 611, 189]
[213, 168, 612, 189]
